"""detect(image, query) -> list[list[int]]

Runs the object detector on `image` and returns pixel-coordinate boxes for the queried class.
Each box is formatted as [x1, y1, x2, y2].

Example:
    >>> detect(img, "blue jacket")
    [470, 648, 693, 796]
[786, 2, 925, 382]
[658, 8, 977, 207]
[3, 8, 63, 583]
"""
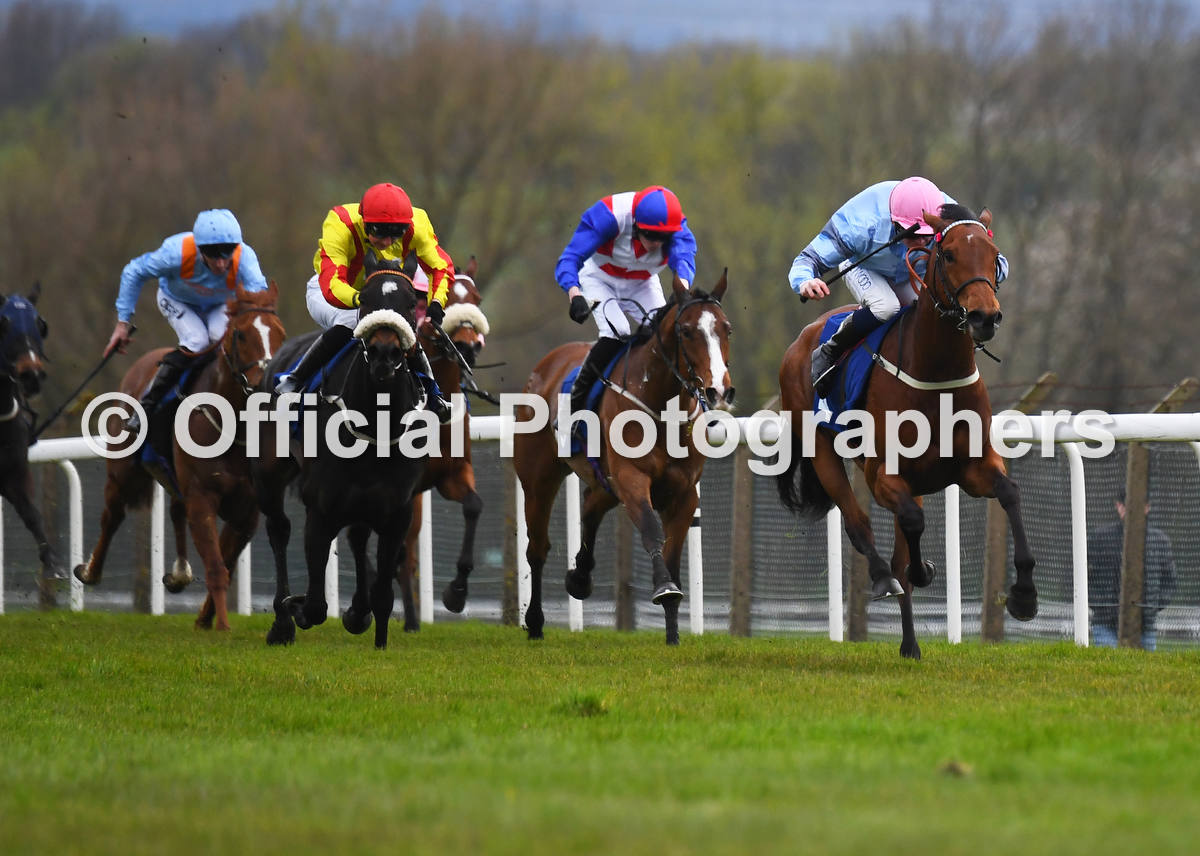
[788, 181, 1008, 292]
[116, 232, 267, 322]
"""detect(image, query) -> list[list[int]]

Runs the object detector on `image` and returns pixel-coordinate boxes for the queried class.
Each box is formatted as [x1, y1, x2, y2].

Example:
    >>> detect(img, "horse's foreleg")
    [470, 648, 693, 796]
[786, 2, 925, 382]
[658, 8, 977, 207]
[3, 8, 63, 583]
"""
[874, 473, 925, 659]
[437, 469, 482, 614]
[514, 440, 566, 641]
[656, 488, 699, 647]
[565, 486, 617, 601]
[3, 467, 65, 580]
[217, 509, 257, 614]
[296, 508, 335, 629]
[342, 522, 374, 636]
[184, 493, 229, 631]
[889, 517, 921, 661]
[163, 498, 193, 593]
[389, 506, 418, 636]
[610, 467, 681, 606]
[258, 477, 295, 646]
[962, 456, 1037, 621]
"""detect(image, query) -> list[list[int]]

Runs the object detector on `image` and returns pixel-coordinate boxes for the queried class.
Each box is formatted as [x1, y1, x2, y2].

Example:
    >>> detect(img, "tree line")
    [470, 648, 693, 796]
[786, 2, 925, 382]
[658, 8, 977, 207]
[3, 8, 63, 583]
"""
[1, 0, 1197, 430]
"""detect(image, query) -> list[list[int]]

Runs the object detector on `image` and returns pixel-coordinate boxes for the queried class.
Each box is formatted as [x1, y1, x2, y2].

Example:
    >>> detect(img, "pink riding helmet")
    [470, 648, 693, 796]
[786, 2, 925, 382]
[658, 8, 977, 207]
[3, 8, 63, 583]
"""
[888, 176, 943, 235]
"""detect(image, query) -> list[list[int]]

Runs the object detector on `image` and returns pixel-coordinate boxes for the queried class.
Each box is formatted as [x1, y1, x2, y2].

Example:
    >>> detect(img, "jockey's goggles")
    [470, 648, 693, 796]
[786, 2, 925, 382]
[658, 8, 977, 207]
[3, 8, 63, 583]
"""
[635, 227, 673, 244]
[365, 222, 409, 240]
[199, 243, 237, 259]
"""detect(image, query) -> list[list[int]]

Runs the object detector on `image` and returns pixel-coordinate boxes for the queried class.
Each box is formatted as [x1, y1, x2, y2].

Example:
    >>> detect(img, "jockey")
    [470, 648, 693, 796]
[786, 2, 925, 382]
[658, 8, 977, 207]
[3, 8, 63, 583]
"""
[788, 177, 1009, 396]
[556, 185, 698, 416]
[105, 208, 268, 432]
[275, 182, 452, 422]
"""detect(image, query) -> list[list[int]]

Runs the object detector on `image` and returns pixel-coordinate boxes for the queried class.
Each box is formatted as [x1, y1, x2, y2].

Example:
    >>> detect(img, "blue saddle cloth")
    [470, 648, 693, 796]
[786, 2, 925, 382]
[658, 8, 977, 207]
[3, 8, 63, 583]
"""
[275, 339, 359, 394]
[560, 342, 634, 458]
[140, 356, 215, 497]
[814, 308, 908, 431]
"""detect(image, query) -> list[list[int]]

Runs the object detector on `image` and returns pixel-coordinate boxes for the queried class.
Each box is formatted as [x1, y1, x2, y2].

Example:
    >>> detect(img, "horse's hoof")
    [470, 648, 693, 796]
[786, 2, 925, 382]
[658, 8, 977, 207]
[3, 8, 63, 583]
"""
[565, 569, 593, 601]
[162, 574, 190, 594]
[900, 639, 922, 660]
[872, 576, 904, 599]
[1006, 583, 1038, 621]
[665, 631, 680, 646]
[266, 622, 295, 646]
[526, 628, 544, 641]
[651, 581, 683, 605]
[341, 608, 372, 635]
[285, 595, 312, 630]
[73, 564, 97, 586]
[43, 563, 69, 582]
[908, 560, 937, 588]
[441, 580, 468, 613]
[404, 621, 420, 633]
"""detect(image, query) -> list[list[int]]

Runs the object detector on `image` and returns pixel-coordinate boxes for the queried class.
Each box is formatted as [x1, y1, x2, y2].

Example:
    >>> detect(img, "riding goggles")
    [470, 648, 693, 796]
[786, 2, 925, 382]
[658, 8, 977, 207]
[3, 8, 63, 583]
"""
[199, 243, 238, 260]
[365, 222, 410, 240]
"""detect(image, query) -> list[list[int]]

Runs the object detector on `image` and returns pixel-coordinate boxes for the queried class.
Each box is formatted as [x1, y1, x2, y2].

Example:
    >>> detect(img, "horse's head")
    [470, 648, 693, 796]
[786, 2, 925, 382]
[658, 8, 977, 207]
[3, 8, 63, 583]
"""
[921, 205, 1002, 344]
[223, 281, 286, 396]
[435, 256, 489, 368]
[0, 283, 49, 397]
[655, 271, 734, 411]
[356, 260, 418, 385]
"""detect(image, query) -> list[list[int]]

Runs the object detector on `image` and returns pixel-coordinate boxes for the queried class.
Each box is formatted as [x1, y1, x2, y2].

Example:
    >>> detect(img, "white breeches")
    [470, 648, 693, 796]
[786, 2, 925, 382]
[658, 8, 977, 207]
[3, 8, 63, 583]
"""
[305, 273, 359, 331]
[577, 266, 666, 339]
[156, 288, 227, 353]
[843, 267, 918, 322]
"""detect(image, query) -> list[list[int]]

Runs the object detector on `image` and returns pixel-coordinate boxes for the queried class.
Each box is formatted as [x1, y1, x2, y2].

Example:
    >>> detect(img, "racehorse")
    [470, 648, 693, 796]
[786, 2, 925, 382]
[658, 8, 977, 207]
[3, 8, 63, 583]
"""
[514, 271, 733, 645]
[74, 282, 286, 631]
[255, 261, 429, 649]
[776, 205, 1037, 660]
[401, 256, 491, 614]
[0, 284, 66, 580]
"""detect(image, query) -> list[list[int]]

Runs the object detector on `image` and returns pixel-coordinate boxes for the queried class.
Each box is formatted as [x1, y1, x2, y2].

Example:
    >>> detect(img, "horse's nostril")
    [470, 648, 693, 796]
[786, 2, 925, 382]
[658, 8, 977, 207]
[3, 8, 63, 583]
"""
[993, 311, 1003, 327]
[724, 387, 736, 405]
[705, 387, 719, 406]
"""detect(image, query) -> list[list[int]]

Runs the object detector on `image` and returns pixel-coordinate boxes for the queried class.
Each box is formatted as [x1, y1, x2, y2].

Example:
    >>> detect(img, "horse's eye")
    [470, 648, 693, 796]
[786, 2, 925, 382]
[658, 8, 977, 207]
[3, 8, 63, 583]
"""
[943, 251, 956, 264]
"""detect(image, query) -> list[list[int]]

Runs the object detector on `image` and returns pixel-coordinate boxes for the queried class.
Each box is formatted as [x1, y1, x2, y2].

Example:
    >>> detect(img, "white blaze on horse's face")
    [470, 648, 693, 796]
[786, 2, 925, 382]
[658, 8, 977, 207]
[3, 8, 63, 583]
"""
[453, 282, 469, 301]
[698, 310, 731, 408]
[383, 282, 398, 295]
[252, 316, 274, 361]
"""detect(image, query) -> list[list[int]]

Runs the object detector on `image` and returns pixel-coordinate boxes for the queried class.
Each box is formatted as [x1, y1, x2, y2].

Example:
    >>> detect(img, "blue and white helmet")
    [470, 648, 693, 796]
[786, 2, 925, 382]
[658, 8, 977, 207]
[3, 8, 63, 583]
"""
[193, 209, 243, 246]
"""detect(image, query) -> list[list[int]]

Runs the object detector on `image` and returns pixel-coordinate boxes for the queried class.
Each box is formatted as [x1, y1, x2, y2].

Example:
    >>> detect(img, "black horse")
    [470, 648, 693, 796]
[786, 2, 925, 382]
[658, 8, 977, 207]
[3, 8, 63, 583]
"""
[0, 284, 66, 581]
[254, 260, 431, 649]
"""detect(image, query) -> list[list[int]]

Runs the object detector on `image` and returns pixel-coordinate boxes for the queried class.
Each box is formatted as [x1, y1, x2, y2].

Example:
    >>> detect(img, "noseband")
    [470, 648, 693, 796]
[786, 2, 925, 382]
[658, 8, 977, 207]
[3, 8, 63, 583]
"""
[653, 295, 726, 413]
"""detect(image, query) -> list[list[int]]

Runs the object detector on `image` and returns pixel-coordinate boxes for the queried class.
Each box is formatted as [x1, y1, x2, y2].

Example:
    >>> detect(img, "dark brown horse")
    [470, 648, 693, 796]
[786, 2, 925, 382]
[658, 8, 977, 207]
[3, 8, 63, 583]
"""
[75, 283, 286, 630]
[514, 272, 733, 645]
[0, 284, 66, 580]
[776, 205, 1036, 659]
[401, 257, 490, 613]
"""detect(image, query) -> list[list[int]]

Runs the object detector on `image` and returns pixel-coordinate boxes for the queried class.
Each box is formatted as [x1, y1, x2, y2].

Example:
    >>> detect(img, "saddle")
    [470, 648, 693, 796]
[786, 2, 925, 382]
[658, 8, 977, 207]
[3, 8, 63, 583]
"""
[813, 308, 907, 431]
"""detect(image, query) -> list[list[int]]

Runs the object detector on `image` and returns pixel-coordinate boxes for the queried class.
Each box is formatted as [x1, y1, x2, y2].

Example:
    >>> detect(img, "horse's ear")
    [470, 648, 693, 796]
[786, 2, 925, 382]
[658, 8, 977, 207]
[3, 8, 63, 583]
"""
[265, 280, 279, 305]
[979, 208, 992, 229]
[672, 271, 688, 300]
[27, 281, 41, 305]
[712, 268, 728, 302]
[465, 255, 478, 279]
[922, 210, 947, 233]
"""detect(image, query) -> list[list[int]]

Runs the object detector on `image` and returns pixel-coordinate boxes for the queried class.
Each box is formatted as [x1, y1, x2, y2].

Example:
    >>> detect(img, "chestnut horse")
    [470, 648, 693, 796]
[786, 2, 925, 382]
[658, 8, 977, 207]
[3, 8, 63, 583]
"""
[514, 272, 733, 645]
[0, 284, 66, 580]
[75, 283, 286, 631]
[776, 205, 1036, 659]
[401, 257, 491, 613]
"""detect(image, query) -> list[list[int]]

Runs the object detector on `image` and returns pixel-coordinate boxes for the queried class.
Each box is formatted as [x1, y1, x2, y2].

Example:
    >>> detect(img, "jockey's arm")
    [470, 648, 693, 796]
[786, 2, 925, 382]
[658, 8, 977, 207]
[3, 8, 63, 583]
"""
[315, 210, 361, 309]
[554, 200, 619, 294]
[666, 219, 698, 288]
[408, 208, 454, 308]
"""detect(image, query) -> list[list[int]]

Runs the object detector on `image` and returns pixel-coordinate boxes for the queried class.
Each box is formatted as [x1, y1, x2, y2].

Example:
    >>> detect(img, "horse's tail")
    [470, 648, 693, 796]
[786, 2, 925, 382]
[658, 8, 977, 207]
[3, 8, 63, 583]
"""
[775, 429, 833, 518]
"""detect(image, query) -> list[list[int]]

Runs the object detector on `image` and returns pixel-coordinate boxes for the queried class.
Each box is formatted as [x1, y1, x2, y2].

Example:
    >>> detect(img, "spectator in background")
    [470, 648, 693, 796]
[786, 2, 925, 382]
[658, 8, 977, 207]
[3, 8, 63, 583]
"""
[1087, 485, 1177, 650]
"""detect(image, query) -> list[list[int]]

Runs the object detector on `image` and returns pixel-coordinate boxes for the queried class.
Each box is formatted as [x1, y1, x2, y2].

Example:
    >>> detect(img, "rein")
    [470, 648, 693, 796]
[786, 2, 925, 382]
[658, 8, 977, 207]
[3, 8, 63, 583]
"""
[904, 219, 998, 333]
[223, 306, 281, 397]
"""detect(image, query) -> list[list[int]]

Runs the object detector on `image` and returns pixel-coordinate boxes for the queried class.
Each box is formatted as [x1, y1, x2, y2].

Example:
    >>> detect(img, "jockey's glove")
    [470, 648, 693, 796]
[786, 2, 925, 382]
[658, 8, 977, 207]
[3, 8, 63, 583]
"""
[569, 295, 591, 324]
[426, 299, 445, 327]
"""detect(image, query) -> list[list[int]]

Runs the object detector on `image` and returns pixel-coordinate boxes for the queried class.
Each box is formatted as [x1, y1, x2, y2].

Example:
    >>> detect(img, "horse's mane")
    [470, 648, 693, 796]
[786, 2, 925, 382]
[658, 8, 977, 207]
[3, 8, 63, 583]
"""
[226, 286, 278, 317]
[938, 202, 978, 223]
[648, 287, 715, 328]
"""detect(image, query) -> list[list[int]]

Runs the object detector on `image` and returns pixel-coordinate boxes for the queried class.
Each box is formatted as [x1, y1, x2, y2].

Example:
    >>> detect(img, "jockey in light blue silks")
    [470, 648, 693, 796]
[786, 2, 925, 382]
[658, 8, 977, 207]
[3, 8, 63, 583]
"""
[788, 177, 1009, 396]
[104, 208, 268, 431]
[555, 185, 698, 415]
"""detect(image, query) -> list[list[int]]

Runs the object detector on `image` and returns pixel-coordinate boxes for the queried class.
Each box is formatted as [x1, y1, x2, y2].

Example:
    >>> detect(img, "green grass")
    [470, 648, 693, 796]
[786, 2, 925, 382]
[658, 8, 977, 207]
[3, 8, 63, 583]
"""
[1, 612, 1197, 855]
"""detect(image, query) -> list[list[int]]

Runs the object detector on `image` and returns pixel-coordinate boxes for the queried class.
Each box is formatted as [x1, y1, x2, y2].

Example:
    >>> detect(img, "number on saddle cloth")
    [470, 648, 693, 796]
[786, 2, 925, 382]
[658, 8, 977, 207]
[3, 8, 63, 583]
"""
[814, 308, 907, 428]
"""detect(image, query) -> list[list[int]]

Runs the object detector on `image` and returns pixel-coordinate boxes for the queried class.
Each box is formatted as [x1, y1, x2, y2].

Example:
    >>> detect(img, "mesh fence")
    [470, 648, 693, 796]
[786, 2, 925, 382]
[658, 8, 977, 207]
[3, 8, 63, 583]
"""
[3, 442, 1199, 647]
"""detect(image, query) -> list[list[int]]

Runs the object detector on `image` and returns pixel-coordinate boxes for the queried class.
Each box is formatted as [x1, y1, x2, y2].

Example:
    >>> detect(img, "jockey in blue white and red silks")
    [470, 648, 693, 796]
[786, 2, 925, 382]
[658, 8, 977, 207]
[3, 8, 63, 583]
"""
[555, 185, 698, 415]
[788, 177, 1009, 396]
[104, 208, 268, 431]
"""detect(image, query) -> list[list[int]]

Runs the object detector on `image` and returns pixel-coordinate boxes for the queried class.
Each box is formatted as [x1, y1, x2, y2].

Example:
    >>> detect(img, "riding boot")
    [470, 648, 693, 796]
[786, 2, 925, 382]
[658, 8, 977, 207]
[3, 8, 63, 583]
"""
[126, 348, 193, 435]
[568, 336, 626, 417]
[275, 325, 353, 395]
[409, 348, 452, 424]
[811, 307, 883, 397]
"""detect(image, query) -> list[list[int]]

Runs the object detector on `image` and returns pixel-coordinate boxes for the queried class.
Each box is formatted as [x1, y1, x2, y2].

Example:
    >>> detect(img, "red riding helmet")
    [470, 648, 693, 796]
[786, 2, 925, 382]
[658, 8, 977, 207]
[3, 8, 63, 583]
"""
[361, 182, 414, 225]
[632, 185, 684, 233]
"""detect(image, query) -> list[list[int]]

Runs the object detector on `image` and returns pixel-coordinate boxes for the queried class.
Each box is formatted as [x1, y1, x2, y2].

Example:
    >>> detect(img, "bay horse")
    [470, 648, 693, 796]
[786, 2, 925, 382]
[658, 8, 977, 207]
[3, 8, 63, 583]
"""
[401, 256, 491, 614]
[74, 282, 286, 631]
[255, 262, 428, 649]
[514, 271, 733, 645]
[0, 284, 66, 580]
[776, 205, 1037, 659]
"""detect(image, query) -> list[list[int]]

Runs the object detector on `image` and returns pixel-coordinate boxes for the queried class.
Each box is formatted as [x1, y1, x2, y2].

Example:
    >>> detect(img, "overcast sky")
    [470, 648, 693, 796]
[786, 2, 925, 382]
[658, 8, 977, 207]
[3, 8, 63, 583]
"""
[20, 0, 1193, 51]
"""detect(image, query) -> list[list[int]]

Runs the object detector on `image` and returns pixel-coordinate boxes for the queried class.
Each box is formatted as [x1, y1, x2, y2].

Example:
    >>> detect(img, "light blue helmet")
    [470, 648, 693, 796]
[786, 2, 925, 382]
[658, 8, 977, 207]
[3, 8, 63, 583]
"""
[192, 209, 243, 246]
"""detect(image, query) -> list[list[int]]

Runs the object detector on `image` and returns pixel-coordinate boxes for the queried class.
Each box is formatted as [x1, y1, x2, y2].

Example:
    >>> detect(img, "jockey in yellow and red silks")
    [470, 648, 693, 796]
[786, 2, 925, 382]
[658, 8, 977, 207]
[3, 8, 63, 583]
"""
[276, 183, 454, 422]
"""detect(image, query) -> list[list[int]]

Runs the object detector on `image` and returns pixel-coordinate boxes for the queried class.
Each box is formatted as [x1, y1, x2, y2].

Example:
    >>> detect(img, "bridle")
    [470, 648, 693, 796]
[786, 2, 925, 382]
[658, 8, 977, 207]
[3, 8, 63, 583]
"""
[906, 219, 999, 333]
[223, 306, 281, 397]
[652, 294, 728, 414]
